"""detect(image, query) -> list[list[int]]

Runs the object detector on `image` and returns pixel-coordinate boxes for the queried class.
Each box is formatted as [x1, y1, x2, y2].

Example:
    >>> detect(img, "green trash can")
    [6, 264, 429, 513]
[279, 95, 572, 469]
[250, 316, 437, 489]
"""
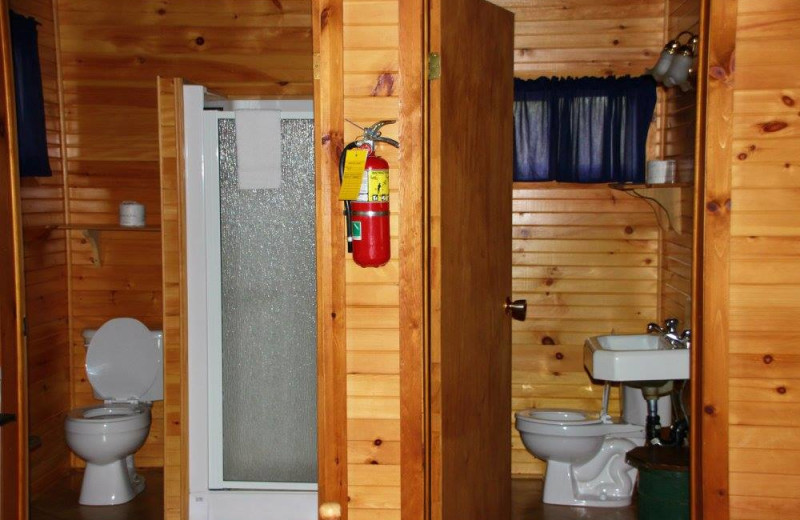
[626, 446, 690, 520]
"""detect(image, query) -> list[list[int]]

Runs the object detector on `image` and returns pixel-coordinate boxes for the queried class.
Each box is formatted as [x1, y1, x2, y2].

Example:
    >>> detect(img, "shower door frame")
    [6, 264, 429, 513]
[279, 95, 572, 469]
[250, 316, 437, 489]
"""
[183, 84, 318, 520]
[202, 109, 318, 492]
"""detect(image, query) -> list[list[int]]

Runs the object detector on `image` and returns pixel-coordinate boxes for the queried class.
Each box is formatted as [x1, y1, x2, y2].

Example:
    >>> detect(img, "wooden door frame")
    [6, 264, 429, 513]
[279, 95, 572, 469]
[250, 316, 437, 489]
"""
[692, 0, 735, 518]
[311, 0, 349, 517]
[0, 3, 29, 519]
[157, 76, 189, 520]
[398, 0, 426, 518]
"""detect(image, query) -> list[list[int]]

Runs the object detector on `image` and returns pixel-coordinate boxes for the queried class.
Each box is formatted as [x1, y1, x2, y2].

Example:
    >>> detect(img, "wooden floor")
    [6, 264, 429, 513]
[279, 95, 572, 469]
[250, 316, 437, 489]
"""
[512, 478, 638, 520]
[30, 471, 632, 520]
[30, 469, 163, 520]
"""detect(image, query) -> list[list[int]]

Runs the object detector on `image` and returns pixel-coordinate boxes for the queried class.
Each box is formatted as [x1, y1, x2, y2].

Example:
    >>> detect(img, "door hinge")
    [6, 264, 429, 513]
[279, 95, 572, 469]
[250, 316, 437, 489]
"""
[428, 53, 441, 80]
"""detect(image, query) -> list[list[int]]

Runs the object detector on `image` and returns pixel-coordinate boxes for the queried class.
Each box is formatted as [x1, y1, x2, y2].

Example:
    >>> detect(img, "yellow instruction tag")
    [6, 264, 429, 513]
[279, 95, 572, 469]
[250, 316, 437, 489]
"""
[338, 149, 368, 201]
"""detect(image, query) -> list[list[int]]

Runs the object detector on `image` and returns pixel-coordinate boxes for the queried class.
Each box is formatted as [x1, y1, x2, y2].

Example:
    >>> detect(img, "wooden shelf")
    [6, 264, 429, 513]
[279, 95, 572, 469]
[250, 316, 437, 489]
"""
[610, 183, 691, 233]
[609, 182, 693, 191]
[59, 224, 161, 267]
[59, 224, 160, 232]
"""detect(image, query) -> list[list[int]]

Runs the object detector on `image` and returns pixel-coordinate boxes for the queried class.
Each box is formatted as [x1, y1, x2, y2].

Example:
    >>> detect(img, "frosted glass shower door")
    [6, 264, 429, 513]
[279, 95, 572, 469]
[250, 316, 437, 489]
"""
[205, 111, 317, 491]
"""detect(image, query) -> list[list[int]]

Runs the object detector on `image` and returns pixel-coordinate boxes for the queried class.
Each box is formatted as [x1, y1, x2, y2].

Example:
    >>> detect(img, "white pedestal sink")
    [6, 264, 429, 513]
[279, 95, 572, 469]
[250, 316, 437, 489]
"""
[584, 334, 690, 383]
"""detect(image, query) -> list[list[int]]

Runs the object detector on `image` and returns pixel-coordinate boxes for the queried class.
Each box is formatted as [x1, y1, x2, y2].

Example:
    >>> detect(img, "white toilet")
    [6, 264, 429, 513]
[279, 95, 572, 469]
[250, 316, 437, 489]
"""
[64, 318, 163, 506]
[515, 385, 671, 507]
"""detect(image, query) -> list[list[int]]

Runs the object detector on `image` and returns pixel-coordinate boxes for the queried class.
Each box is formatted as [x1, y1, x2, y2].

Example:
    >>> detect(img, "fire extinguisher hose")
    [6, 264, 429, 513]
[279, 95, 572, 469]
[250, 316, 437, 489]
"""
[339, 141, 359, 253]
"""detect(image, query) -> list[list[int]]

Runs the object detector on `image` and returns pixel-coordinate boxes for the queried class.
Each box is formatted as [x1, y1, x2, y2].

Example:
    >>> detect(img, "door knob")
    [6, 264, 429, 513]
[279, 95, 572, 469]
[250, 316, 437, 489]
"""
[504, 297, 527, 321]
[319, 502, 341, 520]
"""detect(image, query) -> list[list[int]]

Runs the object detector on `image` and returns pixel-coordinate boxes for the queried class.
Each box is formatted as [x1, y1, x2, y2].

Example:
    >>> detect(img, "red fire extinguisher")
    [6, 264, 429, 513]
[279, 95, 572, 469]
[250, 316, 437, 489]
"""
[339, 120, 399, 268]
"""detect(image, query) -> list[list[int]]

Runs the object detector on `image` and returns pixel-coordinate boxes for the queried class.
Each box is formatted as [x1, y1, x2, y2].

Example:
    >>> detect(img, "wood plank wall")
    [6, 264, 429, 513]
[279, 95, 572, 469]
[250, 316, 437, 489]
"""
[726, 0, 800, 516]
[510, 185, 660, 475]
[10, 0, 71, 496]
[659, 0, 699, 326]
[53, 0, 312, 471]
[501, 0, 667, 477]
[342, 0, 402, 517]
[496, 0, 665, 78]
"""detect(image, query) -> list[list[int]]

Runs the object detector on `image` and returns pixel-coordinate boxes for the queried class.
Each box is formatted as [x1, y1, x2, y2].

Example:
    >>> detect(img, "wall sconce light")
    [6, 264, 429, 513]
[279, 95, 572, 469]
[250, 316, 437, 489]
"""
[648, 32, 699, 92]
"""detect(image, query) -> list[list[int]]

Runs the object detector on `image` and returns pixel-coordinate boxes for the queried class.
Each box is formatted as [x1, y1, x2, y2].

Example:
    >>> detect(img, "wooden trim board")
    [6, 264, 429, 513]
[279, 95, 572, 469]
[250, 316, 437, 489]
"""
[158, 76, 189, 520]
[312, 0, 348, 516]
[697, 0, 735, 517]
[399, 0, 426, 518]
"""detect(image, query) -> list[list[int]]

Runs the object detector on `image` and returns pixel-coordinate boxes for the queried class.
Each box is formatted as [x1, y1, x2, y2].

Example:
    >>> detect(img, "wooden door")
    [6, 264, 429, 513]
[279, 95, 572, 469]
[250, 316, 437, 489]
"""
[0, 5, 28, 519]
[428, 1, 515, 519]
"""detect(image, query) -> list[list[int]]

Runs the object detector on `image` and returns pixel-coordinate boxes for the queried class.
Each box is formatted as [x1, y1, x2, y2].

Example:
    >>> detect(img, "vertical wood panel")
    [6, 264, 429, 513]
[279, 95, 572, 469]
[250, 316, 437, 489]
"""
[10, 0, 71, 496]
[700, 0, 736, 516]
[313, 0, 348, 515]
[397, 0, 425, 518]
[0, 2, 29, 515]
[157, 77, 187, 520]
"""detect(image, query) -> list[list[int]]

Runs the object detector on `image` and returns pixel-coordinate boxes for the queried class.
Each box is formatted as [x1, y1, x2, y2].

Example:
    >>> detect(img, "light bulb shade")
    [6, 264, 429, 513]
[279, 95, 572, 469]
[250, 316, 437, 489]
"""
[663, 53, 693, 87]
[649, 49, 675, 81]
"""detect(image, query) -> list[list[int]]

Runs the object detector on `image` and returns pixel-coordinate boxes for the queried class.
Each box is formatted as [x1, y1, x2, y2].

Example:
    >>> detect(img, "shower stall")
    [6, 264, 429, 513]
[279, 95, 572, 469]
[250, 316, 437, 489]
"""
[183, 85, 318, 519]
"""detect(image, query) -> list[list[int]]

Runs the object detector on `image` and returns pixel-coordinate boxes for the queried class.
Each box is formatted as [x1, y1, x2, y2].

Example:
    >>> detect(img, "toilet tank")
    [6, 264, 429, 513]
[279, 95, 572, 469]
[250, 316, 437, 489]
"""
[82, 327, 164, 402]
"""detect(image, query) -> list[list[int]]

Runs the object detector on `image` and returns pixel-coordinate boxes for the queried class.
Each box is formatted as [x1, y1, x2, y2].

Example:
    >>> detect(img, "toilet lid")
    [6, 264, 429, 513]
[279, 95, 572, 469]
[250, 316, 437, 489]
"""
[86, 318, 158, 400]
[517, 409, 603, 426]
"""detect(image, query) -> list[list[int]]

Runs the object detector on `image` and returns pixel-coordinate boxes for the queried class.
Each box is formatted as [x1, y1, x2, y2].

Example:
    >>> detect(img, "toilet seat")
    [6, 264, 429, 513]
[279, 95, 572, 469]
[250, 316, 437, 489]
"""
[515, 408, 644, 437]
[65, 403, 150, 435]
[519, 409, 604, 426]
[86, 318, 159, 402]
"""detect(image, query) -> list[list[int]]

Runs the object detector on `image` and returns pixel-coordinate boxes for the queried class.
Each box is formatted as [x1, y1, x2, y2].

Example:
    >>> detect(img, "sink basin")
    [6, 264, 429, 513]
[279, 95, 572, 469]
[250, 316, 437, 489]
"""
[584, 334, 690, 383]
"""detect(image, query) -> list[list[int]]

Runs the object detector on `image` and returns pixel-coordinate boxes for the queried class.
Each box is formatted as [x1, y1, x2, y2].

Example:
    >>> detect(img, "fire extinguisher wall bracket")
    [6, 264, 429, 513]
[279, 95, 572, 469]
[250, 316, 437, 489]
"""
[339, 120, 399, 268]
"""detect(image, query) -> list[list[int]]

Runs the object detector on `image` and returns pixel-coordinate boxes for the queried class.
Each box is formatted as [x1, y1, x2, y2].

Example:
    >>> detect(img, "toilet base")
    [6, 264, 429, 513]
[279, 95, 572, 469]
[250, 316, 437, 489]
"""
[542, 437, 640, 508]
[79, 455, 145, 506]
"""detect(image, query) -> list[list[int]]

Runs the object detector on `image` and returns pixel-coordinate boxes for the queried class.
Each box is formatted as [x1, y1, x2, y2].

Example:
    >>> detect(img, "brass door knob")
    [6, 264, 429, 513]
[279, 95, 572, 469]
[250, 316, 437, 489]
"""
[319, 502, 341, 520]
[504, 297, 527, 321]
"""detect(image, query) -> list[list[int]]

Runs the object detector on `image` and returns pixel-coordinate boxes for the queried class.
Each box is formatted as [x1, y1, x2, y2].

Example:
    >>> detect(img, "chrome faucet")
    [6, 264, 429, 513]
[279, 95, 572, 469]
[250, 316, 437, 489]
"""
[647, 318, 691, 349]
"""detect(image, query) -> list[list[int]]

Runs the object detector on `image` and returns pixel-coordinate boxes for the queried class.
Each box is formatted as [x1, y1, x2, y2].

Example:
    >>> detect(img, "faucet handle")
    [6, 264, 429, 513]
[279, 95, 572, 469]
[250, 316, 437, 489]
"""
[680, 329, 691, 349]
[647, 322, 663, 334]
[664, 318, 679, 333]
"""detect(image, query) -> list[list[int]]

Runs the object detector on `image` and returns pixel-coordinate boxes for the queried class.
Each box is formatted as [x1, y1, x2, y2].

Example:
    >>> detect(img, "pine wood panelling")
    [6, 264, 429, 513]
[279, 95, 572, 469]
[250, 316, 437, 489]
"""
[10, 0, 71, 496]
[500, 0, 665, 79]
[722, 0, 800, 516]
[511, 184, 659, 476]
[341, 0, 401, 517]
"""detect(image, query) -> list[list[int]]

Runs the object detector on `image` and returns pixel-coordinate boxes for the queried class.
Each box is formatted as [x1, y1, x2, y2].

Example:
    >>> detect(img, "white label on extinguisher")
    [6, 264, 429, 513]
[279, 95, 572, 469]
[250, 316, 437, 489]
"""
[351, 221, 362, 240]
[357, 173, 370, 202]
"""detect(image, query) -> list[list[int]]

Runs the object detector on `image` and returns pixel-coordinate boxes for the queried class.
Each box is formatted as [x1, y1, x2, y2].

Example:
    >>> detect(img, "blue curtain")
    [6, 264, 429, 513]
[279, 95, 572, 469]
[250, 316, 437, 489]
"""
[9, 10, 51, 178]
[514, 76, 656, 183]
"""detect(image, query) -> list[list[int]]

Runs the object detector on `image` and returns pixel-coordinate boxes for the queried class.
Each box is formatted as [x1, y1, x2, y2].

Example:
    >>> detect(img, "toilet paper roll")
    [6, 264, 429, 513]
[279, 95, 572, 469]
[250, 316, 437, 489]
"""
[119, 201, 146, 227]
[646, 160, 677, 184]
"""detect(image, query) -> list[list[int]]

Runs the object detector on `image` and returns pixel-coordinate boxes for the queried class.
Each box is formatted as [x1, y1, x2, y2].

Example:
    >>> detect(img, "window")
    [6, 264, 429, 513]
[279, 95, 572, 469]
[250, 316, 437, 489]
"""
[513, 76, 657, 183]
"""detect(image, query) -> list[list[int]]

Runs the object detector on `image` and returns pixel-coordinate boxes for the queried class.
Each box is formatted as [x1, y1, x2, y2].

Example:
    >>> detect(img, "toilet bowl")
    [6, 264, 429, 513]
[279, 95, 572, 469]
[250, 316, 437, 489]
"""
[515, 385, 671, 507]
[64, 318, 163, 506]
